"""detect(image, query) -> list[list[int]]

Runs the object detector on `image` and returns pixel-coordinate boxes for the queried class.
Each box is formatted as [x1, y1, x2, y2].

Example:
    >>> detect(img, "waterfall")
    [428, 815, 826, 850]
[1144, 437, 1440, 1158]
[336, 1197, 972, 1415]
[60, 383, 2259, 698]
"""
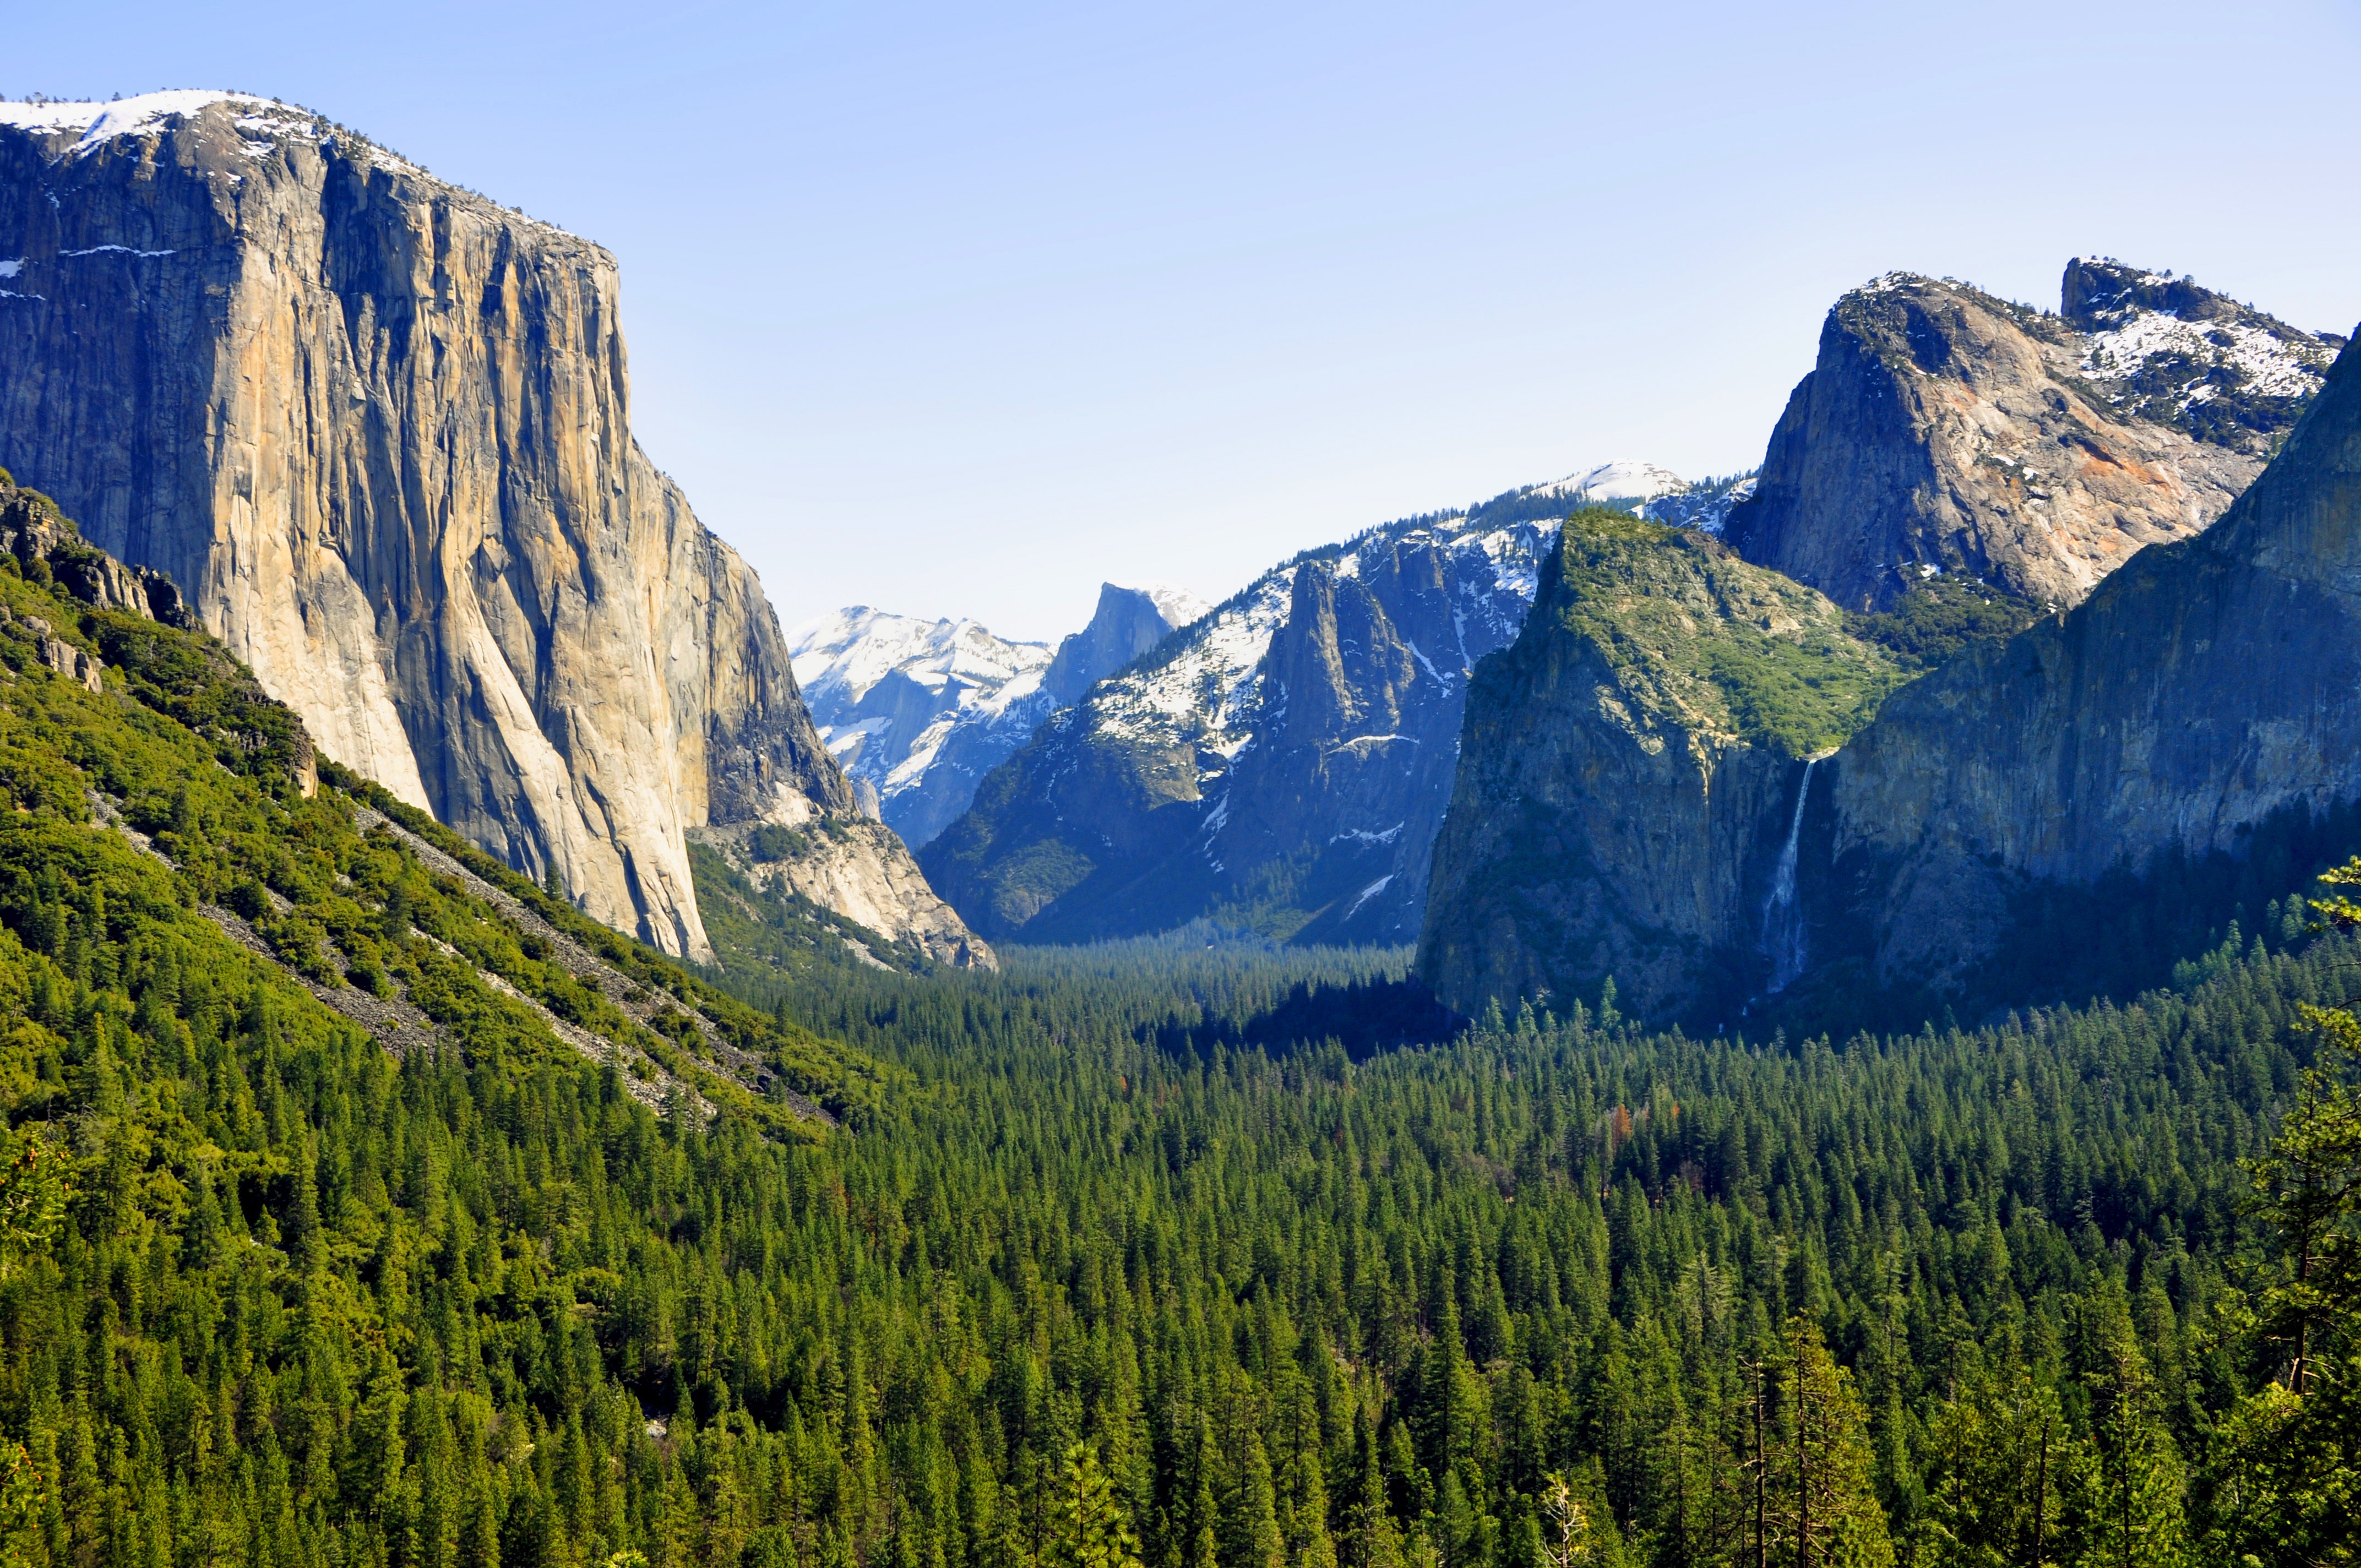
[1760, 759, 1815, 993]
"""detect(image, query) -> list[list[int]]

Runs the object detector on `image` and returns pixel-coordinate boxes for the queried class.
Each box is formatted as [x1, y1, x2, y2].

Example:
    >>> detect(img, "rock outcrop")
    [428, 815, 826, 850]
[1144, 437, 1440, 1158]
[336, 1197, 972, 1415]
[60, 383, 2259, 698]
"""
[0, 469, 318, 790]
[922, 502, 1559, 944]
[789, 582, 1207, 850]
[1724, 262, 2337, 611]
[1416, 510, 1905, 1022]
[1816, 324, 2361, 1003]
[1041, 582, 1210, 706]
[1425, 316, 2361, 1028]
[690, 812, 994, 970]
[0, 91, 980, 965]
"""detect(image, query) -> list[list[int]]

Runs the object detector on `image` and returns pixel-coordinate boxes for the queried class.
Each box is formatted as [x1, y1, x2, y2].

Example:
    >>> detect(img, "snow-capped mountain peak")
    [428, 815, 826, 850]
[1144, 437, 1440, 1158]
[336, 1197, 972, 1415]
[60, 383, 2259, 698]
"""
[1117, 582, 1214, 632]
[789, 608, 1049, 711]
[787, 582, 1210, 848]
[1533, 459, 1693, 505]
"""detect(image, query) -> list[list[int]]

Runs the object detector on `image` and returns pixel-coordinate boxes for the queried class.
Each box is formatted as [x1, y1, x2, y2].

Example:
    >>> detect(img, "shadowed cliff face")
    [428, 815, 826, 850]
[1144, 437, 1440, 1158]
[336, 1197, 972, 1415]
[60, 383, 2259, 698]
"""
[1417, 512, 1903, 1023]
[0, 94, 975, 965]
[922, 513, 1549, 943]
[1725, 265, 2335, 612]
[1820, 327, 2361, 999]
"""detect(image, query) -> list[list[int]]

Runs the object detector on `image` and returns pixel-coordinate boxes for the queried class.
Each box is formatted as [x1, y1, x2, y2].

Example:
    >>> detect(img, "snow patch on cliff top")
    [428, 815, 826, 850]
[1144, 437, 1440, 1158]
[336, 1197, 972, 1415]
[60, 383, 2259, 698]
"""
[0, 90, 248, 141]
[0, 92, 490, 213]
[2079, 312, 2330, 409]
[0, 91, 295, 156]
[1531, 459, 1691, 504]
[1117, 582, 1214, 631]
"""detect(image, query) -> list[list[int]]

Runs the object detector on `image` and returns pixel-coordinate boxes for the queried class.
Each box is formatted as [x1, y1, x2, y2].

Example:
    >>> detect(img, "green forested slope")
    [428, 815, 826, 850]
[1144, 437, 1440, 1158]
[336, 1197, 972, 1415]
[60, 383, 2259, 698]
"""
[0, 490, 2350, 1568]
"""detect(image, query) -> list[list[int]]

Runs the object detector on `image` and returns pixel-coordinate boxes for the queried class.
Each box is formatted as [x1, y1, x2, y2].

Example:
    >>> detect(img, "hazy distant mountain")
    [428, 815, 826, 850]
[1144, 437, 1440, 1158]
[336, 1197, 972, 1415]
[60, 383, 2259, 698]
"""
[790, 584, 1209, 847]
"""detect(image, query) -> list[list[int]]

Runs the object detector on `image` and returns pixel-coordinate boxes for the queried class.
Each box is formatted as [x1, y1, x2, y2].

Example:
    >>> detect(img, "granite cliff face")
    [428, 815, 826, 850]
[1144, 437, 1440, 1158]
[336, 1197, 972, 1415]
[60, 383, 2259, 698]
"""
[922, 502, 1559, 944]
[1042, 582, 1209, 706]
[790, 582, 1207, 850]
[0, 91, 978, 965]
[1817, 325, 2361, 1000]
[0, 467, 318, 787]
[1724, 262, 2337, 611]
[1416, 511, 1905, 1022]
[1426, 320, 2361, 1027]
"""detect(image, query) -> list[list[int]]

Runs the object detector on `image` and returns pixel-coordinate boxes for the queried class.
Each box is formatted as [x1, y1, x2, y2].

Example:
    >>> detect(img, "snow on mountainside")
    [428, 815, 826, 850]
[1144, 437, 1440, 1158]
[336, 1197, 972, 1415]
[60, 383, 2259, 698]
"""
[1091, 513, 1554, 762]
[788, 611, 1053, 844]
[1062, 462, 1742, 772]
[789, 582, 1212, 848]
[922, 464, 1754, 948]
[2060, 258, 2337, 437]
[790, 609, 1051, 727]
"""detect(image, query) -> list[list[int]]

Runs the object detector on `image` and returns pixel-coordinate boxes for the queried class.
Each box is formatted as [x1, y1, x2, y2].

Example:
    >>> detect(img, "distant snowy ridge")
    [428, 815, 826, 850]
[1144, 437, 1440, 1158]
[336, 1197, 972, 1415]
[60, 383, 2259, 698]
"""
[1529, 459, 1691, 505]
[789, 608, 1051, 719]
[1086, 460, 1745, 760]
[788, 609, 1053, 842]
[1473, 460, 1761, 538]
[788, 582, 1211, 848]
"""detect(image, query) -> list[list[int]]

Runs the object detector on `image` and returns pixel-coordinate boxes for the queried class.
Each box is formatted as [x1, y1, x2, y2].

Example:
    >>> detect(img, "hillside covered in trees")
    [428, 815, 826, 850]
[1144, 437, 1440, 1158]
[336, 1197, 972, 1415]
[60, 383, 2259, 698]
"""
[0, 490, 2351, 1568]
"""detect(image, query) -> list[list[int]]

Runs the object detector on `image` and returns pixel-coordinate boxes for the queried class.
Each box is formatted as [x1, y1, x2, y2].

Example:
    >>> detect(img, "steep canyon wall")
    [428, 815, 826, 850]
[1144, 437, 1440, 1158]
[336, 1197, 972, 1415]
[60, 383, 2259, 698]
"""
[0, 92, 976, 964]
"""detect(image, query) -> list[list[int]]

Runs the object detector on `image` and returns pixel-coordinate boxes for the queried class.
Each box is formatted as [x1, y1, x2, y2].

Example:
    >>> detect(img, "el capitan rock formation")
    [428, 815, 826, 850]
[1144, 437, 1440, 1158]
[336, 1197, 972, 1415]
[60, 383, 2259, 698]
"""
[0, 91, 984, 966]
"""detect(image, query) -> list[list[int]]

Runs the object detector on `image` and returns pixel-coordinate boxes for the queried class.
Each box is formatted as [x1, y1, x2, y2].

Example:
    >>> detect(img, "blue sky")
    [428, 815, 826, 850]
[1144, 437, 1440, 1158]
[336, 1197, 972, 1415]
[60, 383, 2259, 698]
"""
[12, 1, 2360, 641]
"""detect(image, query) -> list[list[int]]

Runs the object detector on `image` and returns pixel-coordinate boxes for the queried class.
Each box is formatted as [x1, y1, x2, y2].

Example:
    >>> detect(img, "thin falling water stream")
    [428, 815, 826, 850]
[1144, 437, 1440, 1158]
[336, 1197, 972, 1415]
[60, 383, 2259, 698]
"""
[1760, 758, 1815, 993]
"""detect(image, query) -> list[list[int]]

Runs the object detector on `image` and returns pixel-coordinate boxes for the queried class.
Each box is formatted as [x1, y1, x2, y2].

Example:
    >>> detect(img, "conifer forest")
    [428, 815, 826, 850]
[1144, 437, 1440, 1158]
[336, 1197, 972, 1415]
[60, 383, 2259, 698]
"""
[0, 532, 2349, 1568]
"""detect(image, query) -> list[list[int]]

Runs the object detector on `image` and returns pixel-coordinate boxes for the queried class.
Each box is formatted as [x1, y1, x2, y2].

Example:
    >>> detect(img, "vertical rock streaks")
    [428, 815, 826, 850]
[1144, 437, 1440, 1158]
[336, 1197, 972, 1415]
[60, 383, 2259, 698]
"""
[0, 94, 969, 963]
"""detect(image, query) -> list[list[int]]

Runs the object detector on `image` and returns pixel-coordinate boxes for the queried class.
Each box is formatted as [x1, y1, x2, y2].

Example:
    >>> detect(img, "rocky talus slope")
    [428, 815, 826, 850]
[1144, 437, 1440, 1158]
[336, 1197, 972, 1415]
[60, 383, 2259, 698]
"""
[788, 582, 1206, 849]
[1416, 510, 1906, 1021]
[1724, 260, 2338, 611]
[691, 812, 994, 970]
[0, 91, 978, 966]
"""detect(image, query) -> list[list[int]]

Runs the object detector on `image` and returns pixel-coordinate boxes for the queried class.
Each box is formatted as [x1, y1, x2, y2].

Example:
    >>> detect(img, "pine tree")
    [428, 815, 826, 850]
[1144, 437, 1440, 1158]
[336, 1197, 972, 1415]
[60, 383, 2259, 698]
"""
[1765, 1320, 1891, 1568]
[1917, 1371, 2063, 1568]
[2068, 1291, 2185, 1568]
[1043, 1445, 1141, 1568]
[1216, 1382, 1285, 1568]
